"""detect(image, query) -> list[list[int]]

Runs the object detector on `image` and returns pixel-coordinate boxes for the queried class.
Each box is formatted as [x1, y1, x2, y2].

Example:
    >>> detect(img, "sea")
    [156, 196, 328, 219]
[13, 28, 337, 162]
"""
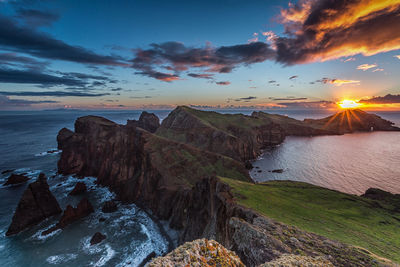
[0, 109, 399, 266]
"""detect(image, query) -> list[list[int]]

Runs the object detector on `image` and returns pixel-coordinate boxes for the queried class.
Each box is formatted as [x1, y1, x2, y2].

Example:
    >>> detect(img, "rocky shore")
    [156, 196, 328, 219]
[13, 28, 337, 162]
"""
[7, 106, 399, 266]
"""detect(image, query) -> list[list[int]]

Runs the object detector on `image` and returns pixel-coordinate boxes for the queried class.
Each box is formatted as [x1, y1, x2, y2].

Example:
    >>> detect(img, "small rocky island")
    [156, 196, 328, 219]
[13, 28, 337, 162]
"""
[7, 107, 400, 266]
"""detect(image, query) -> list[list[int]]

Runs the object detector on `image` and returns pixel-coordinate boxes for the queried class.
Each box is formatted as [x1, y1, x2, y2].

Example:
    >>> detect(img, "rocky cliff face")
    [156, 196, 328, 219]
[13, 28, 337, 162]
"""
[127, 111, 160, 133]
[149, 238, 245, 267]
[56, 109, 391, 266]
[157, 106, 285, 162]
[6, 173, 62, 236]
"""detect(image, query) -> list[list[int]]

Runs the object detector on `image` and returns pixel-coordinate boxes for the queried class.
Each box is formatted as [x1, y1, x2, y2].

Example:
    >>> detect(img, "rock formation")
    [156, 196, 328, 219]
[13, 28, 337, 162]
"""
[3, 173, 29, 186]
[6, 173, 62, 236]
[68, 182, 87, 195]
[157, 106, 285, 162]
[127, 111, 160, 133]
[42, 198, 94, 235]
[149, 238, 245, 267]
[56, 107, 396, 266]
[90, 232, 106, 245]
[101, 200, 118, 213]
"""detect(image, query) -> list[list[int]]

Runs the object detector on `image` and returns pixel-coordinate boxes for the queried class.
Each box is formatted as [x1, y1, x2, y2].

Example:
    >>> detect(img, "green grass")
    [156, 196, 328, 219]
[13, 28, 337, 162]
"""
[220, 177, 400, 263]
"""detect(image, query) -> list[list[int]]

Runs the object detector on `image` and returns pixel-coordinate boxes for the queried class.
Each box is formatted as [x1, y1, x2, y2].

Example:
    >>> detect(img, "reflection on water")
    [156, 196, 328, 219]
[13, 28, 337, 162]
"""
[251, 131, 400, 195]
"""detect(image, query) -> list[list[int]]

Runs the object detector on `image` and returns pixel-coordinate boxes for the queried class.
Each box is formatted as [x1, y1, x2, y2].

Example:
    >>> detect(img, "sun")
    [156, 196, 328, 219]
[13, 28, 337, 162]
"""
[337, 99, 363, 109]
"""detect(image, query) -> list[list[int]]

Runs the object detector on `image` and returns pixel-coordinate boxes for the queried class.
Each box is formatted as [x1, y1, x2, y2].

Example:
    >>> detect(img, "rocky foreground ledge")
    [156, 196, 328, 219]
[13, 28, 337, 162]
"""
[54, 106, 398, 266]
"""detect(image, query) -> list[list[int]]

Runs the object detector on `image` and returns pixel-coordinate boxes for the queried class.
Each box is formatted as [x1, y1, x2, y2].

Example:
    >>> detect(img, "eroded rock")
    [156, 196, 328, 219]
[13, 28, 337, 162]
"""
[6, 173, 61, 236]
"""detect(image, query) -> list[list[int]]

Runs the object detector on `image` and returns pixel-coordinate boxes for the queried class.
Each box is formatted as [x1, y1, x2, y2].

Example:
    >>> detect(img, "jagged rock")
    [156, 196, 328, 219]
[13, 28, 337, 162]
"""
[149, 239, 245, 267]
[157, 106, 285, 161]
[259, 254, 334, 267]
[6, 173, 61, 236]
[68, 182, 87, 195]
[101, 200, 117, 213]
[127, 111, 160, 133]
[4, 174, 29, 186]
[90, 232, 106, 245]
[1, 169, 14, 175]
[42, 198, 94, 235]
[56, 109, 392, 267]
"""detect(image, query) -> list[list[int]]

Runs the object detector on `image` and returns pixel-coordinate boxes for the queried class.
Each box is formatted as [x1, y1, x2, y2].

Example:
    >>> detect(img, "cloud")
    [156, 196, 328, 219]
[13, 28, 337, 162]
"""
[277, 100, 335, 109]
[0, 67, 87, 86]
[0, 91, 110, 97]
[343, 57, 356, 62]
[132, 41, 275, 81]
[0, 52, 48, 70]
[315, 77, 360, 86]
[248, 32, 259, 43]
[268, 80, 276, 83]
[15, 8, 59, 28]
[359, 94, 400, 104]
[372, 68, 384, 72]
[0, 14, 127, 66]
[129, 96, 152, 99]
[216, 81, 231, 85]
[227, 96, 257, 102]
[187, 73, 214, 79]
[357, 64, 377, 71]
[0, 95, 59, 108]
[272, 97, 307, 101]
[395, 55, 400, 60]
[289, 75, 298, 80]
[275, 0, 400, 64]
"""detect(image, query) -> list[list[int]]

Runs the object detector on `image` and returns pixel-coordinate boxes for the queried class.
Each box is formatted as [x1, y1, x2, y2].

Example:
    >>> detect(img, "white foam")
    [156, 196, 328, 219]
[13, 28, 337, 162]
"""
[31, 224, 61, 242]
[35, 149, 61, 157]
[93, 244, 115, 267]
[46, 253, 77, 264]
[0, 244, 4, 250]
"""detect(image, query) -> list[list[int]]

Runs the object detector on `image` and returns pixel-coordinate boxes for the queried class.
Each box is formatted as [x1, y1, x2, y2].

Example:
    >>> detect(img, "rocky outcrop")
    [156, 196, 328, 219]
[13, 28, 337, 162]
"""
[362, 188, 400, 212]
[56, 110, 391, 266]
[157, 106, 285, 162]
[6, 173, 62, 236]
[42, 198, 94, 235]
[90, 232, 106, 245]
[259, 254, 333, 267]
[101, 200, 117, 213]
[127, 111, 160, 133]
[149, 238, 245, 267]
[304, 109, 400, 134]
[3, 174, 29, 186]
[68, 182, 87, 195]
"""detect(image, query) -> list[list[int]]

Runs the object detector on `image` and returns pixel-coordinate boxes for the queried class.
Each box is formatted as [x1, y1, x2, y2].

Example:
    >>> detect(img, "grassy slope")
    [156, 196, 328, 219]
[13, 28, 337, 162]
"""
[220, 178, 400, 263]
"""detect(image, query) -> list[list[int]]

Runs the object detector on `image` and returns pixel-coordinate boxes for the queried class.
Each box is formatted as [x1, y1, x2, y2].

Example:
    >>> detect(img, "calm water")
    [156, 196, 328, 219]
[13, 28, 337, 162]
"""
[251, 112, 400, 195]
[0, 109, 399, 266]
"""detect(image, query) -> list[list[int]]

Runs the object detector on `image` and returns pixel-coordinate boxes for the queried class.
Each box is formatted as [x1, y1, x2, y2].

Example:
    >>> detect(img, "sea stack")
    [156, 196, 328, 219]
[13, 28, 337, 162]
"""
[6, 173, 62, 236]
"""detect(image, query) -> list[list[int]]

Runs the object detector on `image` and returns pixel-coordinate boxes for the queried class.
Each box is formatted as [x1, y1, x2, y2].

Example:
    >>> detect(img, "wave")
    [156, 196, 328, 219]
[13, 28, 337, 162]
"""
[35, 149, 61, 157]
[46, 253, 77, 265]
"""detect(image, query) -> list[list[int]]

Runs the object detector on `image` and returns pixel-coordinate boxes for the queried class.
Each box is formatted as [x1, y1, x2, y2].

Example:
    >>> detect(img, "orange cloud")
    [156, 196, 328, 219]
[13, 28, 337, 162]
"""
[357, 64, 377, 71]
[330, 79, 360, 86]
[395, 55, 400, 60]
[276, 0, 400, 64]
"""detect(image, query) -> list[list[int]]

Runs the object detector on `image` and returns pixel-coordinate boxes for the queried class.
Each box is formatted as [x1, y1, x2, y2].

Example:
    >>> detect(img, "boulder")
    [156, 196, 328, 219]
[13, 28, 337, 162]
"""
[42, 198, 94, 235]
[101, 200, 118, 213]
[90, 232, 106, 245]
[127, 111, 160, 133]
[69, 182, 87, 195]
[4, 174, 29, 186]
[6, 173, 61, 236]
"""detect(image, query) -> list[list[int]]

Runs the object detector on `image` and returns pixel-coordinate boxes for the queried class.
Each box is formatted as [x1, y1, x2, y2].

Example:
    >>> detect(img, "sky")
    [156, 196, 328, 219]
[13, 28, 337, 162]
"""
[0, 0, 399, 110]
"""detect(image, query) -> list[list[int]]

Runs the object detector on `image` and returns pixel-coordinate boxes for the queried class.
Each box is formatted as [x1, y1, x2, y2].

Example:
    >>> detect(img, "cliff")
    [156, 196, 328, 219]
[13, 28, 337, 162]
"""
[56, 108, 398, 266]
[156, 106, 285, 162]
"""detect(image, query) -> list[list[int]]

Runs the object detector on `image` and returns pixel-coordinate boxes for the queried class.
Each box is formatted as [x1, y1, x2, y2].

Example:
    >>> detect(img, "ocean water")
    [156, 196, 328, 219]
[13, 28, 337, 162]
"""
[0, 110, 171, 267]
[250, 111, 400, 195]
[0, 109, 399, 266]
